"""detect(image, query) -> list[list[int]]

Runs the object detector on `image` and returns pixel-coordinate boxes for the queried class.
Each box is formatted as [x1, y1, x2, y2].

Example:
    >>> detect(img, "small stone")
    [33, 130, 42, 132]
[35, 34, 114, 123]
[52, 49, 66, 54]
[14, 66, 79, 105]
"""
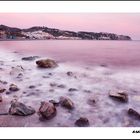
[48, 73, 53, 76]
[22, 56, 39, 61]
[67, 71, 73, 76]
[60, 96, 74, 110]
[68, 88, 78, 92]
[0, 88, 6, 93]
[16, 73, 23, 78]
[36, 59, 58, 68]
[49, 100, 59, 106]
[6, 91, 11, 95]
[57, 84, 66, 88]
[38, 101, 57, 120]
[29, 85, 36, 89]
[75, 117, 90, 127]
[128, 108, 140, 120]
[50, 83, 57, 87]
[109, 90, 128, 103]
[9, 100, 35, 116]
[9, 84, 20, 92]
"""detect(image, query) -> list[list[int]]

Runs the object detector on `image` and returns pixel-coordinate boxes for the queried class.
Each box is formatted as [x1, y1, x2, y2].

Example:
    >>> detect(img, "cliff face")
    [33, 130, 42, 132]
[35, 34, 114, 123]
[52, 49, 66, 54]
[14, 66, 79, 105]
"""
[0, 25, 132, 40]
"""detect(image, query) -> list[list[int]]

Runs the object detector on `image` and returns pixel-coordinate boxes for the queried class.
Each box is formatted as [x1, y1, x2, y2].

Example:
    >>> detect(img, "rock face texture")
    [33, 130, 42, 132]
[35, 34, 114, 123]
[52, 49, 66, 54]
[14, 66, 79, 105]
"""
[9, 100, 35, 116]
[59, 96, 74, 110]
[0, 25, 132, 40]
[38, 101, 57, 120]
[109, 90, 128, 103]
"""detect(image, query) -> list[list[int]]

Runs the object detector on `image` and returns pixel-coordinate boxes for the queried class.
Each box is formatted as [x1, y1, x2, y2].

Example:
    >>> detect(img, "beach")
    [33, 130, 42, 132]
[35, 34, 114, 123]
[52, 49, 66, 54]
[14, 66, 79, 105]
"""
[0, 40, 140, 127]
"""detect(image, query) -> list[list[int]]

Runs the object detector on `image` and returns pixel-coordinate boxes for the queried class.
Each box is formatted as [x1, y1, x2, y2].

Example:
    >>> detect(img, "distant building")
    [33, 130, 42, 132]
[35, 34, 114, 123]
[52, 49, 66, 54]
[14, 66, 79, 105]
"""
[0, 31, 7, 39]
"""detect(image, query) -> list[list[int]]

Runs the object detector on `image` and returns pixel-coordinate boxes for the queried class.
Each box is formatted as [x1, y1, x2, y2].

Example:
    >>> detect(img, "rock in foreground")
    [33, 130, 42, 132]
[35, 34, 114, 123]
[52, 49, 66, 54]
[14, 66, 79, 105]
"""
[36, 59, 58, 68]
[60, 96, 74, 110]
[38, 101, 57, 120]
[109, 90, 128, 103]
[9, 100, 35, 116]
[75, 117, 90, 127]
[128, 108, 140, 120]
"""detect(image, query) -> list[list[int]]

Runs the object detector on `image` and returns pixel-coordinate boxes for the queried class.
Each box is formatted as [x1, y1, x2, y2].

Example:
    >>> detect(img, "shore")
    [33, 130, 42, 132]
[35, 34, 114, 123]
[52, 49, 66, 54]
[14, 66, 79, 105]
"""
[0, 48, 140, 127]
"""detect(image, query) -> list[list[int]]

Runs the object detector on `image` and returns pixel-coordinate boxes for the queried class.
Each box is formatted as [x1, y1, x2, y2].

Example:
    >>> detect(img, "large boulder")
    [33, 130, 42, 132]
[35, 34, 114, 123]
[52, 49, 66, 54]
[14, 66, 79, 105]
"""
[75, 117, 90, 127]
[9, 100, 35, 116]
[109, 90, 128, 103]
[36, 59, 58, 68]
[59, 96, 74, 110]
[38, 101, 57, 120]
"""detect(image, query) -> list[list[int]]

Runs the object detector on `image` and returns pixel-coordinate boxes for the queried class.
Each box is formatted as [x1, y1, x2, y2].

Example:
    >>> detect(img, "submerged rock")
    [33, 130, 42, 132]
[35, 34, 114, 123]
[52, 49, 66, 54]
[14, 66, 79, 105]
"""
[28, 85, 36, 89]
[0, 80, 8, 85]
[68, 88, 78, 92]
[0, 88, 6, 93]
[38, 101, 57, 120]
[9, 84, 20, 92]
[60, 96, 74, 110]
[67, 71, 73, 76]
[57, 84, 66, 88]
[36, 59, 58, 68]
[83, 90, 91, 93]
[9, 100, 35, 116]
[50, 82, 57, 87]
[109, 90, 128, 103]
[75, 117, 90, 127]
[6, 91, 11, 95]
[128, 108, 140, 120]
[87, 98, 96, 106]
[16, 73, 23, 79]
[22, 56, 39, 61]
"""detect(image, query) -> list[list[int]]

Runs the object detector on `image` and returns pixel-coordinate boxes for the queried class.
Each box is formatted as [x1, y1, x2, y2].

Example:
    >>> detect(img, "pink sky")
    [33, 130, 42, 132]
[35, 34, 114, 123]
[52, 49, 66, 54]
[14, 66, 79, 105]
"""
[0, 13, 140, 40]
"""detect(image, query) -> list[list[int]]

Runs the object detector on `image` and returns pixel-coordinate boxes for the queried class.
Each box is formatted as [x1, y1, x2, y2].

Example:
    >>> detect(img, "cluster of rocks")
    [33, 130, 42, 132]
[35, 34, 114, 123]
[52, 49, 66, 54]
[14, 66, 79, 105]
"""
[0, 57, 140, 127]
[4, 96, 88, 127]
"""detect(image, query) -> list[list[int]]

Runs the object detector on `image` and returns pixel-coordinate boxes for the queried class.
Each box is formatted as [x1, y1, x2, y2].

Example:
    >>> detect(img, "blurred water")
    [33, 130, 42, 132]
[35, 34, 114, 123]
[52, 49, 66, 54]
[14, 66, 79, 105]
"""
[0, 40, 140, 67]
[0, 40, 140, 127]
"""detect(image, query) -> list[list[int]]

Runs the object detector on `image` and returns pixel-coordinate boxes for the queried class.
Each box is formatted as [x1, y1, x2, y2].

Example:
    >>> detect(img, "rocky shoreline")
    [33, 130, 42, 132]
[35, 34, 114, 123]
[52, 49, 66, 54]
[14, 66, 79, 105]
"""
[0, 49, 140, 127]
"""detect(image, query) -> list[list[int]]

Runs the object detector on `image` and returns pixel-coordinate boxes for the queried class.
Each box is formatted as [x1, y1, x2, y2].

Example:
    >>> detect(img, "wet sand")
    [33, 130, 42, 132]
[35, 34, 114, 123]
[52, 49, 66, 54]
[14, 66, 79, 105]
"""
[0, 47, 140, 127]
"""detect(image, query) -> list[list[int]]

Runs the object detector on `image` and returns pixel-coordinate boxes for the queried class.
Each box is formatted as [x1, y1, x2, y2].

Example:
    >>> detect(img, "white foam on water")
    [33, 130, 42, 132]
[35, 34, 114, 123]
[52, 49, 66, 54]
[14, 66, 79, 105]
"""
[0, 48, 140, 127]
